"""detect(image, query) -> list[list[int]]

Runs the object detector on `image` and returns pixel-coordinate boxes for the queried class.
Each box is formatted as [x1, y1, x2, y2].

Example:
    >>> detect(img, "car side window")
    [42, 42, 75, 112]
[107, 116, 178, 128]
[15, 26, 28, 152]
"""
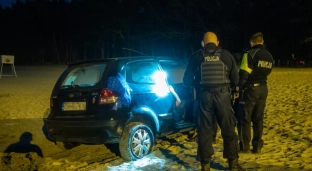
[126, 61, 159, 84]
[159, 61, 186, 84]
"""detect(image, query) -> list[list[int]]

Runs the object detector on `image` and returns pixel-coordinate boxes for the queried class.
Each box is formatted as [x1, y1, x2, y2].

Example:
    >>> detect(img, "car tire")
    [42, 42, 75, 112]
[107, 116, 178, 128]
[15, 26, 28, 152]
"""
[56, 141, 80, 150]
[119, 122, 154, 161]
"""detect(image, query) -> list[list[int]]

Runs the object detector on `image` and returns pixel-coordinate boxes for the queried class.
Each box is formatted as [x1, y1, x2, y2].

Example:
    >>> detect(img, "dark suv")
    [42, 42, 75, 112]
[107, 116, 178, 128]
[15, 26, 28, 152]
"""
[46, 56, 196, 161]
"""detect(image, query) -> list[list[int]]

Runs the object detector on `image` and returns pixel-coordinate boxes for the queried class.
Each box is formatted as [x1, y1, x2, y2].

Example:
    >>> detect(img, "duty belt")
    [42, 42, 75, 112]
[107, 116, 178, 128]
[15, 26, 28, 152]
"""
[245, 83, 266, 87]
[201, 86, 231, 92]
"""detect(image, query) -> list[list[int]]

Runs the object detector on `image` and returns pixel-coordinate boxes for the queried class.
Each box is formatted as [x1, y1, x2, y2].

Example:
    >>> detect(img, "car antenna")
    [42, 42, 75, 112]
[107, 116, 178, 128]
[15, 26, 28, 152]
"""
[121, 48, 149, 56]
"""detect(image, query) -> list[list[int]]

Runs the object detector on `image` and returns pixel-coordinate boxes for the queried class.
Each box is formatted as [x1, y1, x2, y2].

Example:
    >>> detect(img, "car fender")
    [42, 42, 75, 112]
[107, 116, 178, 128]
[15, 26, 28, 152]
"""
[127, 105, 160, 133]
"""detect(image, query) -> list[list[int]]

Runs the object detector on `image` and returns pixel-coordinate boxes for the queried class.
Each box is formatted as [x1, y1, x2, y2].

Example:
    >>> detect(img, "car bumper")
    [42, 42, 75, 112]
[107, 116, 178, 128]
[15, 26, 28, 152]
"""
[46, 119, 120, 144]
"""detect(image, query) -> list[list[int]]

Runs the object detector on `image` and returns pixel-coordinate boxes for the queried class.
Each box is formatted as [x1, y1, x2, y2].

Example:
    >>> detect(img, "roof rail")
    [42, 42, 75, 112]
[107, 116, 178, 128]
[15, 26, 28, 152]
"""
[68, 58, 116, 67]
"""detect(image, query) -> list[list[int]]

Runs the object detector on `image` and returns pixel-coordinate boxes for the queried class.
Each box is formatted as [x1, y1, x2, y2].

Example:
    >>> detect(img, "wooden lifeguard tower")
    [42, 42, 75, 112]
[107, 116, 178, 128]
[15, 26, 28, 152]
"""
[0, 55, 17, 78]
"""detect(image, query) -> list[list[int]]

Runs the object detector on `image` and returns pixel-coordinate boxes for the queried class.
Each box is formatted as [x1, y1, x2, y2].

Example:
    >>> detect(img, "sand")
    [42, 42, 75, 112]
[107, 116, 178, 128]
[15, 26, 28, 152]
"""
[0, 66, 312, 171]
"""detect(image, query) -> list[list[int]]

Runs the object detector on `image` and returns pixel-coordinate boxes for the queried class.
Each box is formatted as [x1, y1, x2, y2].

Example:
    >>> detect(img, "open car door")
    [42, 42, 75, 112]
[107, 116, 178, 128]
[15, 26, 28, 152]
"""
[159, 60, 196, 130]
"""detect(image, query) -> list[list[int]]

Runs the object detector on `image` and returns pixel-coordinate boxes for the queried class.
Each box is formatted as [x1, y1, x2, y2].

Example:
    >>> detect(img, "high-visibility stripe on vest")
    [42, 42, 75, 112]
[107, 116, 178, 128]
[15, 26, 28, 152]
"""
[240, 53, 252, 74]
[240, 48, 260, 74]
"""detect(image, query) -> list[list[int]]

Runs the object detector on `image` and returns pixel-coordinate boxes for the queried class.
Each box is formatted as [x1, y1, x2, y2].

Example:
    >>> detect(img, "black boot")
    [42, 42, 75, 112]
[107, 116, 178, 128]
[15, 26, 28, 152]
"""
[212, 137, 217, 144]
[251, 147, 262, 154]
[201, 162, 210, 171]
[239, 142, 250, 153]
[228, 158, 246, 171]
[251, 141, 263, 154]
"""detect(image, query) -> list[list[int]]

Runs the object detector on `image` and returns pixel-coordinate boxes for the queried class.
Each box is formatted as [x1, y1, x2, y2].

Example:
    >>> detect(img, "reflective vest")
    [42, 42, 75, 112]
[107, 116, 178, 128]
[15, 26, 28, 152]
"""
[200, 48, 230, 85]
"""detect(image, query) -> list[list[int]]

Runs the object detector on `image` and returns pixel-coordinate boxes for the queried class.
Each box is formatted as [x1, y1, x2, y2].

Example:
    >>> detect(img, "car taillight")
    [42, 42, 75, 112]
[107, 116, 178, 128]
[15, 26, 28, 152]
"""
[99, 89, 119, 104]
[50, 96, 53, 107]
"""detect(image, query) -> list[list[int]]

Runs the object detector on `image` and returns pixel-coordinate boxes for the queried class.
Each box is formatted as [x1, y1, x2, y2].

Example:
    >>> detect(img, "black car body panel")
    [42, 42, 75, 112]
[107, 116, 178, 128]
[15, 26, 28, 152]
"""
[46, 56, 196, 144]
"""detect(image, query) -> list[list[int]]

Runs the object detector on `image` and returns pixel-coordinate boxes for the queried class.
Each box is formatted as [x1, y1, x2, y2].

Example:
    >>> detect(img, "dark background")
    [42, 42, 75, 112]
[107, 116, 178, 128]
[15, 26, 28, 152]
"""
[0, 0, 312, 65]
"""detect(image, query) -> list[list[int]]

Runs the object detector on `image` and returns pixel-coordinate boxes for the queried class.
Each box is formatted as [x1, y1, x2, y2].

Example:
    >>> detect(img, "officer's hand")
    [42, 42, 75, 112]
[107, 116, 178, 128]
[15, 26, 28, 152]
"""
[240, 89, 245, 94]
[234, 92, 239, 99]
[176, 100, 181, 107]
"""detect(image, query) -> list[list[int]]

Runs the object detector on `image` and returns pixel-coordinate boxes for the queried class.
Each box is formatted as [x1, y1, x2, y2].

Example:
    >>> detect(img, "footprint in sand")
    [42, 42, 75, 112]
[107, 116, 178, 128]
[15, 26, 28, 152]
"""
[301, 148, 312, 158]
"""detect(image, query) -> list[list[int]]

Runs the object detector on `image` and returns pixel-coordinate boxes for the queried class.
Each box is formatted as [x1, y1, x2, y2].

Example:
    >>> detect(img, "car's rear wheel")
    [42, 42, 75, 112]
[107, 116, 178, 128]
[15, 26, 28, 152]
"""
[119, 122, 154, 161]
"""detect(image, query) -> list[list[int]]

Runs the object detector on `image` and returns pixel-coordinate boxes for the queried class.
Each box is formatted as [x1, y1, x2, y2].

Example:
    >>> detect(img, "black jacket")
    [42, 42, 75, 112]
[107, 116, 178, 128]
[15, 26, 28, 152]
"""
[183, 43, 239, 88]
[238, 44, 273, 89]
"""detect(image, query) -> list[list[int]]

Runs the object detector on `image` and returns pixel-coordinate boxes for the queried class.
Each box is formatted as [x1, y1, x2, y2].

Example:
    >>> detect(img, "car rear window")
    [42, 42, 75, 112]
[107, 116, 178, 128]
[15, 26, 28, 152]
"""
[126, 61, 159, 84]
[61, 64, 106, 88]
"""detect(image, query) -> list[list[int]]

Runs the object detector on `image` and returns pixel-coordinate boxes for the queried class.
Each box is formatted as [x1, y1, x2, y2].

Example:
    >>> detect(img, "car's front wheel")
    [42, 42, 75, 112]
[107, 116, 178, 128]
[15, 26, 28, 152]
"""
[119, 122, 154, 161]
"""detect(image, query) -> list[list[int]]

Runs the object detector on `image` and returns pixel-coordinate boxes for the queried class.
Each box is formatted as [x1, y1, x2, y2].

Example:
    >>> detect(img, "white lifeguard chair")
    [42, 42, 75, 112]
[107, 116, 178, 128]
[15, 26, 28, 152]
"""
[0, 55, 17, 78]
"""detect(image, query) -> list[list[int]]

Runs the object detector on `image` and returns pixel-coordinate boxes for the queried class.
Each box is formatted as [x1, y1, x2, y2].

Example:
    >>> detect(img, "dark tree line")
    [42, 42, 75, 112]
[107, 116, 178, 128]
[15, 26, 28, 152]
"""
[0, 0, 312, 65]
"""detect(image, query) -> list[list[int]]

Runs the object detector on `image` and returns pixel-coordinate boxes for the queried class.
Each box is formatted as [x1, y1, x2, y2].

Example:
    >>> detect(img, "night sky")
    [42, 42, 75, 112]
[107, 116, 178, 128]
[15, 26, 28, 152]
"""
[0, 0, 16, 8]
[0, 0, 312, 65]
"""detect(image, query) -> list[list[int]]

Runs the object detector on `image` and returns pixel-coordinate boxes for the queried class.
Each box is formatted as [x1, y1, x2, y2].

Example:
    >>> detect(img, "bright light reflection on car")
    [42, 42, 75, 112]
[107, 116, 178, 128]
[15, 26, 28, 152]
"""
[151, 71, 169, 97]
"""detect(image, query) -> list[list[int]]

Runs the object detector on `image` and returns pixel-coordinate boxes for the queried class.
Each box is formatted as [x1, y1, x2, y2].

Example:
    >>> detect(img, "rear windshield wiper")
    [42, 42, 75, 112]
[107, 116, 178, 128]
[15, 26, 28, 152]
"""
[61, 84, 81, 89]
[79, 84, 94, 87]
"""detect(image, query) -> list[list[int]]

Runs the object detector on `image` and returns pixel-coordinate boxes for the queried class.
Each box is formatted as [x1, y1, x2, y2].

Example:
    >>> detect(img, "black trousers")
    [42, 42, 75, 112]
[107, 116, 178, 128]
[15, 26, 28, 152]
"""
[197, 86, 239, 164]
[237, 85, 268, 150]
[193, 100, 218, 139]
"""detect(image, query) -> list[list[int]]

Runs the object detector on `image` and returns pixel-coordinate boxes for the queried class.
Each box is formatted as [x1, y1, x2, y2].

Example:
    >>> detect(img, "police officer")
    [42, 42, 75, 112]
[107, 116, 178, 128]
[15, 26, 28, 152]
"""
[191, 52, 218, 144]
[237, 32, 273, 153]
[183, 32, 245, 171]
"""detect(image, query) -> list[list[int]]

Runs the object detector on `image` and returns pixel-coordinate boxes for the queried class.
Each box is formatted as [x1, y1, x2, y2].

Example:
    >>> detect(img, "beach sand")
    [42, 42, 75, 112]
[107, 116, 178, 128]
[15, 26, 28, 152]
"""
[0, 66, 312, 171]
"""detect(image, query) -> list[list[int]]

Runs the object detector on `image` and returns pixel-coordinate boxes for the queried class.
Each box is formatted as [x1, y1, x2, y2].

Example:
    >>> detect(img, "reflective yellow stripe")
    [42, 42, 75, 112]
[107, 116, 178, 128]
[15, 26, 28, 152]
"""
[240, 53, 252, 73]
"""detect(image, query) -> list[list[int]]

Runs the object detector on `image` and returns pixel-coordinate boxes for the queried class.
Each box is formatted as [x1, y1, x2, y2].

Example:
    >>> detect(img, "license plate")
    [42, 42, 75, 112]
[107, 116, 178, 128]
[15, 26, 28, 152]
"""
[62, 102, 86, 111]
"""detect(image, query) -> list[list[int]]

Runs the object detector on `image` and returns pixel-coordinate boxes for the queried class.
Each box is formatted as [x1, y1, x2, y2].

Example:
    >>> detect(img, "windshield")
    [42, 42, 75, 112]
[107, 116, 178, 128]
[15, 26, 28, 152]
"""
[61, 64, 106, 89]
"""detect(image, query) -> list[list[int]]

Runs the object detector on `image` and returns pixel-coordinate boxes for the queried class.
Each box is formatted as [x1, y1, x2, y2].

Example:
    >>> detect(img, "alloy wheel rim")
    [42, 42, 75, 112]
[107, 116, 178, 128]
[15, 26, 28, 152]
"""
[131, 128, 151, 158]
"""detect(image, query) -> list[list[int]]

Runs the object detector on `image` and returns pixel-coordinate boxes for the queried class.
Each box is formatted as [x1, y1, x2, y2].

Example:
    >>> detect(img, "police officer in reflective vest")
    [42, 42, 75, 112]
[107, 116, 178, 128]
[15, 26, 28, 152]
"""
[183, 32, 245, 171]
[236, 32, 273, 153]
